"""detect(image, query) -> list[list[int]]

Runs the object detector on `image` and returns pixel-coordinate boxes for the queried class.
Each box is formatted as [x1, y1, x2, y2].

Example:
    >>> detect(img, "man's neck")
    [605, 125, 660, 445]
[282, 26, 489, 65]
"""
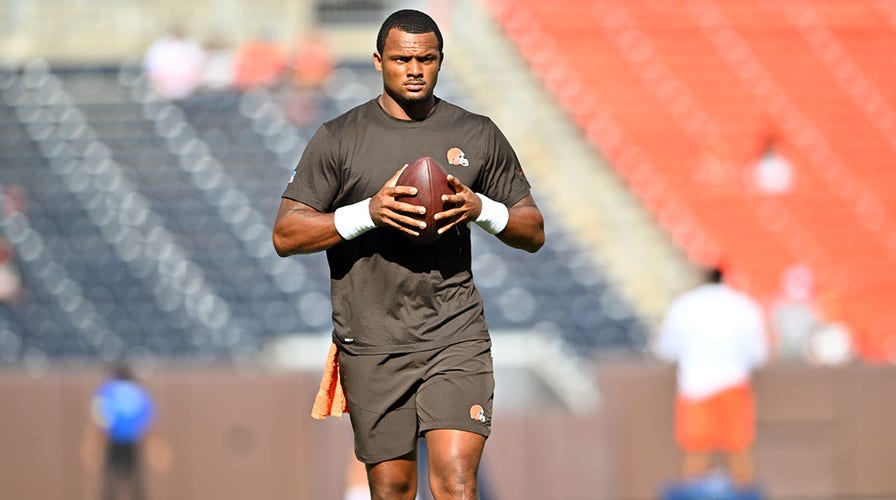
[377, 94, 436, 121]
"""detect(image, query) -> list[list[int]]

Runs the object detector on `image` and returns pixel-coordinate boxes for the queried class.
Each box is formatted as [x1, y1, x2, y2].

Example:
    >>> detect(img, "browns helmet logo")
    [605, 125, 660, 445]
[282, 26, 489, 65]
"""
[469, 404, 487, 424]
[447, 147, 469, 167]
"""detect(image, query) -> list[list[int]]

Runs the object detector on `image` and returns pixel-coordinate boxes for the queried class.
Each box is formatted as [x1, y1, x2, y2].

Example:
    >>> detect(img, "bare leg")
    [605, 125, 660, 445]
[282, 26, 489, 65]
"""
[681, 451, 713, 481]
[425, 429, 485, 500]
[366, 450, 418, 500]
[727, 450, 755, 486]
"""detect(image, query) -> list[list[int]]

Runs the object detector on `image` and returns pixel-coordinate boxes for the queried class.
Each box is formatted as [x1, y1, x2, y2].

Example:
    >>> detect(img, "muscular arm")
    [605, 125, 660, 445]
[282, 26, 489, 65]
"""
[272, 167, 423, 256]
[496, 194, 545, 253]
[272, 199, 343, 256]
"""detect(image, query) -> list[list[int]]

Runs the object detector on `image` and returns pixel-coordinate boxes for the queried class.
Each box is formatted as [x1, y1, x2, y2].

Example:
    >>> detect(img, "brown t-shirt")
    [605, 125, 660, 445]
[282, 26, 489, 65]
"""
[282, 98, 531, 354]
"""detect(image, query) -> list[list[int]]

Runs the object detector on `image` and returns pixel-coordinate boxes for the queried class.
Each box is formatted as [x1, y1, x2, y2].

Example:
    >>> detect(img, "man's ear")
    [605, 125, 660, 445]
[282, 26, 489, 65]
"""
[438, 52, 445, 71]
[373, 51, 383, 72]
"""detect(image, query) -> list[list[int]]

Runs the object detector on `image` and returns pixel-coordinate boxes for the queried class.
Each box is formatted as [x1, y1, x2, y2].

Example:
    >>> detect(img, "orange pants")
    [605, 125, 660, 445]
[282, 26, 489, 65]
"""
[675, 383, 755, 453]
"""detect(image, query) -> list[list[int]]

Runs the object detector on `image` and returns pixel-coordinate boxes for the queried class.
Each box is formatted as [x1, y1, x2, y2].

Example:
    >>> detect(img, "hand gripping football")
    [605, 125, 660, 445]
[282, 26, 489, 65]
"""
[395, 156, 456, 245]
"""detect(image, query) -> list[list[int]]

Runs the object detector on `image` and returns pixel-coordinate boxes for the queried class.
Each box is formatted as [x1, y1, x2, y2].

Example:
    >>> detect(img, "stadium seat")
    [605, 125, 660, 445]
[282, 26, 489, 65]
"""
[0, 60, 647, 362]
[485, 0, 896, 361]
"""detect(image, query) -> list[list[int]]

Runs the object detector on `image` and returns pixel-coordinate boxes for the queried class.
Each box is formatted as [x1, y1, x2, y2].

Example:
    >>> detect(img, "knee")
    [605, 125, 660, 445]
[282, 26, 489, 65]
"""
[429, 466, 479, 499]
[368, 476, 416, 500]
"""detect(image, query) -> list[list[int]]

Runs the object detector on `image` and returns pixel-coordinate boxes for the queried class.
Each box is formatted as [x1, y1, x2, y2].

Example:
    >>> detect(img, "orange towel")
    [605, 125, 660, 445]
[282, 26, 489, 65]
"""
[311, 342, 348, 419]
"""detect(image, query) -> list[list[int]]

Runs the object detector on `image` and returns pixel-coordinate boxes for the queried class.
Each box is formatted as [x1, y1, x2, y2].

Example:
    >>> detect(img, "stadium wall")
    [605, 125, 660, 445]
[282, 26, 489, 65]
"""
[1, 363, 895, 499]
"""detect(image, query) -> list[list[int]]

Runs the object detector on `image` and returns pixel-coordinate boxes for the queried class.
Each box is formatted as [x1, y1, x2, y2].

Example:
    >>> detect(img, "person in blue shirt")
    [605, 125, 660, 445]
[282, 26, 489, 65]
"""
[82, 362, 164, 500]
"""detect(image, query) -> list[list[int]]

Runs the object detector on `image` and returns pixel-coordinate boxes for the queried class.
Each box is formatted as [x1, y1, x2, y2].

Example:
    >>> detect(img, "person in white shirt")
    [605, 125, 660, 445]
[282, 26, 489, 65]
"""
[656, 266, 768, 488]
[143, 26, 205, 100]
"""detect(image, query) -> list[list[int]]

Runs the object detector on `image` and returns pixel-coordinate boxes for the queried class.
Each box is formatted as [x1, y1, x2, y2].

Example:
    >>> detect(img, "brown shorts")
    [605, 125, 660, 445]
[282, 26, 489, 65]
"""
[338, 339, 494, 464]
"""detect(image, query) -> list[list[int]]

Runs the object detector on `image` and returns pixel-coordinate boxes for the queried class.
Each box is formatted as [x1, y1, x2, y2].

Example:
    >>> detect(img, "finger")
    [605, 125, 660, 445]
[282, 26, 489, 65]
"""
[433, 206, 463, 221]
[391, 200, 426, 215]
[446, 174, 467, 191]
[440, 193, 466, 205]
[389, 185, 419, 198]
[376, 205, 428, 228]
[381, 215, 425, 235]
[437, 217, 462, 234]
[390, 223, 421, 237]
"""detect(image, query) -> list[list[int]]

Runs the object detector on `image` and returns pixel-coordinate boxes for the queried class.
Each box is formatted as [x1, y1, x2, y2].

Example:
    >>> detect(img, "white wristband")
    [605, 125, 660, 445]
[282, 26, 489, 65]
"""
[333, 198, 375, 240]
[474, 193, 509, 235]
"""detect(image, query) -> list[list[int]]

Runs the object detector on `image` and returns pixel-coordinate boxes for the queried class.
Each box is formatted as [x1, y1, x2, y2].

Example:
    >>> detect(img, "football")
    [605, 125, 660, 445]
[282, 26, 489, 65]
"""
[395, 156, 456, 245]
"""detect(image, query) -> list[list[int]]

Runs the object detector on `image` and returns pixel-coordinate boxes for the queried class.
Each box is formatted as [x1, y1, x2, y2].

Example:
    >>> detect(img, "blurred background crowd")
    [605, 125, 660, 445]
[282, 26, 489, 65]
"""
[1, 0, 895, 499]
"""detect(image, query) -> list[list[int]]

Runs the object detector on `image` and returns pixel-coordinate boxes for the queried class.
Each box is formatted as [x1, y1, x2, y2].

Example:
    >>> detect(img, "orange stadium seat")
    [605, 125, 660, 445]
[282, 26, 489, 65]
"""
[485, 0, 896, 361]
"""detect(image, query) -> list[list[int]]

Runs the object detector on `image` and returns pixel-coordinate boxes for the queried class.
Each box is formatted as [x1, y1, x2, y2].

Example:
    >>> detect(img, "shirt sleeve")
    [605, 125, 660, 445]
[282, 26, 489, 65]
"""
[745, 300, 770, 368]
[655, 301, 682, 362]
[281, 124, 341, 213]
[476, 119, 531, 206]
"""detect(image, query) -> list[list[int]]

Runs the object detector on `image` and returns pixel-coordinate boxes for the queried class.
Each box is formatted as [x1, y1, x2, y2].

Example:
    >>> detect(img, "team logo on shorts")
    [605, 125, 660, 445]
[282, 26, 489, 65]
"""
[447, 147, 469, 167]
[470, 404, 488, 424]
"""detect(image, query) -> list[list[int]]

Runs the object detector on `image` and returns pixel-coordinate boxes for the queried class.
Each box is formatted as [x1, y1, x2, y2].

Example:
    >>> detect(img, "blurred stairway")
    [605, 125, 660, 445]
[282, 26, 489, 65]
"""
[444, 0, 699, 327]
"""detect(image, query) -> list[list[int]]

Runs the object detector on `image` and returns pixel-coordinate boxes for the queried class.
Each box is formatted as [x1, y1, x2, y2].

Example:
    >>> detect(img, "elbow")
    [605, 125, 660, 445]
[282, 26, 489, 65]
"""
[272, 241, 289, 258]
[511, 221, 545, 253]
[271, 231, 292, 257]
[499, 228, 544, 253]
[503, 204, 545, 253]
[524, 232, 545, 253]
[524, 219, 546, 253]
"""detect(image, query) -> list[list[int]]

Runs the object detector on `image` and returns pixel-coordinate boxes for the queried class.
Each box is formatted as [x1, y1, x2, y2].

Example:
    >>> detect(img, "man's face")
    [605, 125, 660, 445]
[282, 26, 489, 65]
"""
[374, 28, 441, 107]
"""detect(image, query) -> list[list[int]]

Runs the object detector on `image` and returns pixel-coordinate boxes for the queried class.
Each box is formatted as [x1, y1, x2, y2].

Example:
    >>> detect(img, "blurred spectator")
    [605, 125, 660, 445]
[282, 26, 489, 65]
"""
[81, 362, 172, 500]
[661, 469, 762, 500]
[201, 33, 235, 92]
[289, 28, 335, 90]
[3, 184, 28, 215]
[655, 266, 768, 499]
[767, 265, 856, 366]
[233, 30, 287, 90]
[751, 140, 793, 195]
[804, 321, 854, 366]
[768, 264, 821, 362]
[0, 237, 23, 305]
[279, 29, 335, 126]
[282, 91, 323, 126]
[143, 25, 205, 100]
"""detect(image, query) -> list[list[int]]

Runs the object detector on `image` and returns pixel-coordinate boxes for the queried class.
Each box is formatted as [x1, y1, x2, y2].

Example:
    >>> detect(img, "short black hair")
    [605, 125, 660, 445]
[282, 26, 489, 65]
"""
[110, 360, 135, 380]
[376, 9, 443, 55]
[706, 266, 724, 284]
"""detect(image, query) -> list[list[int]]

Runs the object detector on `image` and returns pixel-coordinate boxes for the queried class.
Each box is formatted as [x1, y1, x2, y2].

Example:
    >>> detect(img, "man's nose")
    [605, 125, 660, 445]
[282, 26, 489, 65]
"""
[408, 60, 423, 76]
